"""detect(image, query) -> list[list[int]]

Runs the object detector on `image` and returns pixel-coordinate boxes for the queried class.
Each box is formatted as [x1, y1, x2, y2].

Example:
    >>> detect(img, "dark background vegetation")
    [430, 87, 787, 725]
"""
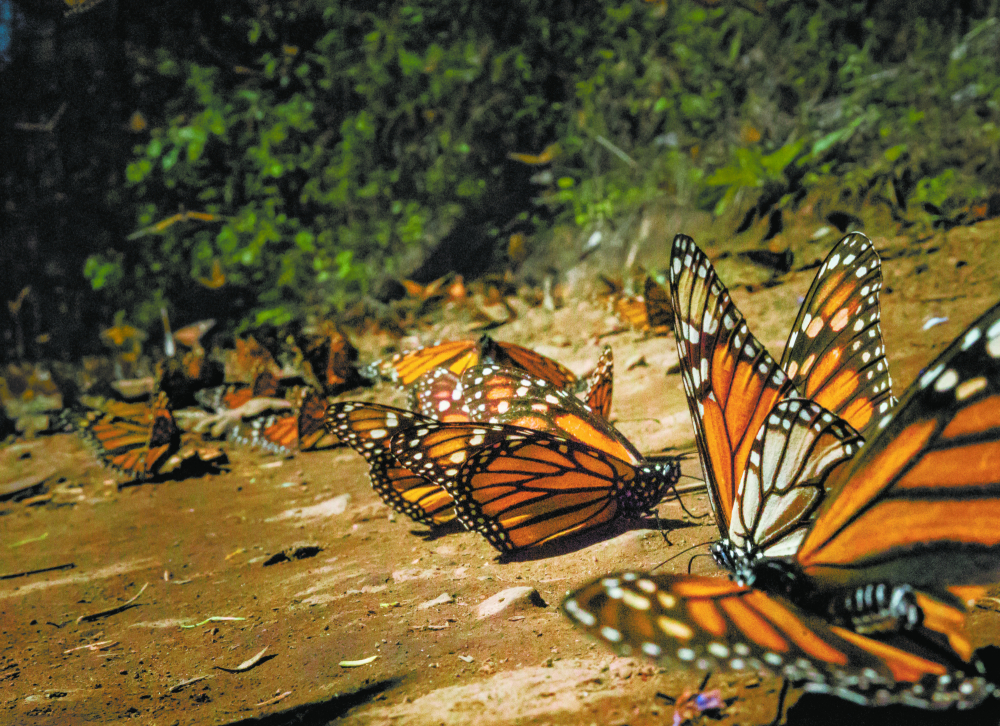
[3, 0, 1000, 362]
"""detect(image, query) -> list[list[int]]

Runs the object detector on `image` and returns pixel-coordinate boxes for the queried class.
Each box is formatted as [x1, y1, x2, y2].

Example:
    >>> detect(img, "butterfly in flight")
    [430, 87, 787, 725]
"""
[563, 236, 1000, 709]
[76, 391, 181, 481]
[389, 361, 679, 551]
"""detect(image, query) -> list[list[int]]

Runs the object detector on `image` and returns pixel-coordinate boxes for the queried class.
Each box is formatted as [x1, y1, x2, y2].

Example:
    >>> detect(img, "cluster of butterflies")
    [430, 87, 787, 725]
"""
[331, 231, 1000, 714]
[68, 332, 348, 481]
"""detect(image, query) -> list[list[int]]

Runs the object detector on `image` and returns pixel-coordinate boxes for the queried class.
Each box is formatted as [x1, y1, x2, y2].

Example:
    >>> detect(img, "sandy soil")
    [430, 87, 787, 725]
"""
[4, 217, 1000, 726]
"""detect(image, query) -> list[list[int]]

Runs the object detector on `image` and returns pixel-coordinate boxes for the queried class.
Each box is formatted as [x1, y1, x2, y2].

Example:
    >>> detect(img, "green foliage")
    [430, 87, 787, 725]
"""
[87, 0, 1000, 331]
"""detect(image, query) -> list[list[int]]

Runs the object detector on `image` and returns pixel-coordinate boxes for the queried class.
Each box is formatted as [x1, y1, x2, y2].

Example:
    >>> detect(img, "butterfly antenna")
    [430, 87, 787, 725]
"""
[670, 473, 709, 520]
[648, 540, 715, 572]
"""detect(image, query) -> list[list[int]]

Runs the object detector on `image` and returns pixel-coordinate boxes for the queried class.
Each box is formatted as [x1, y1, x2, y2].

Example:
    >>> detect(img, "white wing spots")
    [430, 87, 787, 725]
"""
[642, 643, 663, 657]
[708, 643, 730, 659]
[800, 313, 813, 332]
[933, 369, 959, 392]
[853, 319, 864, 332]
[677, 647, 696, 661]
[688, 325, 701, 345]
[369, 428, 389, 439]
[697, 264, 708, 279]
[843, 253, 856, 265]
[862, 352, 871, 363]
[690, 364, 702, 389]
[723, 313, 736, 330]
[989, 335, 1000, 359]
[827, 254, 840, 269]
[438, 400, 451, 412]
[703, 309, 719, 336]
[861, 285, 870, 296]
[878, 413, 893, 430]
[988, 318, 1000, 340]
[516, 386, 530, 397]
[758, 362, 769, 375]
[956, 376, 987, 401]
[468, 434, 485, 446]
[672, 257, 682, 275]
[496, 400, 509, 414]
[855, 265, 868, 278]
[962, 327, 982, 351]
[919, 363, 945, 389]
[701, 358, 709, 386]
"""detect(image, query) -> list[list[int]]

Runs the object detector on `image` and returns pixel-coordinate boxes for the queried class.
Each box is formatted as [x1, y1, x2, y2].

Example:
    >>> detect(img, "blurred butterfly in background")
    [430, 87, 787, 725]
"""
[233, 388, 335, 455]
[296, 322, 359, 393]
[563, 235, 1000, 709]
[195, 370, 280, 413]
[613, 276, 674, 334]
[76, 391, 181, 481]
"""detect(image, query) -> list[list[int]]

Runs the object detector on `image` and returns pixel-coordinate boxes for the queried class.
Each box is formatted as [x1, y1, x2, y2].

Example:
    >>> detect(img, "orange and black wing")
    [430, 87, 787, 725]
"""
[563, 572, 993, 710]
[82, 391, 180, 481]
[372, 340, 480, 387]
[781, 233, 894, 436]
[325, 402, 455, 525]
[796, 299, 1000, 592]
[391, 422, 678, 551]
[295, 388, 337, 450]
[407, 368, 471, 422]
[643, 276, 674, 329]
[461, 363, 641, 464]
[482, 336, 579, 391]
[582, 345, 613, 420]
[668, 234, 798, 533]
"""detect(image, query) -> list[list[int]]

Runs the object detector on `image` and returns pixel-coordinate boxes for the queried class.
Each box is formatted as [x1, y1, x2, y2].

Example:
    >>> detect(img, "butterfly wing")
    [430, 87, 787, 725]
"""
[460, 363, 641, 464]
[726, 399, 863, 562]
[407, 369, 471, 422]
[377, 340, 480, 386]
[668, 234, 799, 535]
[392, 423, 677, 551]
[796, 300, 1000, 592]
[481, 336, 579, 391]
[563, 572, 993, 709]
[83, 391, 180, 480]
[325, 402, 455, 525]
[781, 233, 894, 435]
[644, 276, 674, 329]
[582, 345, 613, 420]
[296, 389, 337, 450]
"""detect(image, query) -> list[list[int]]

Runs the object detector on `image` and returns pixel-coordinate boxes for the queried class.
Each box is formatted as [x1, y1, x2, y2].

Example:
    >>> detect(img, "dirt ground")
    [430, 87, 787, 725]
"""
[5, 215, 1000, 726]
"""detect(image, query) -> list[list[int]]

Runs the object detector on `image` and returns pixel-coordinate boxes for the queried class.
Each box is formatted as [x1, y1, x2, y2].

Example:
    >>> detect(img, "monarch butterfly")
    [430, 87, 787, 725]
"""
[297, 323, 358, 392]
[224, 336, 280, 383]
[388, 362, 679, 551]
[670, 232, 894, 568]
[195, 370, 280, 413]
[234, 388, 335, 454]
[329, 352, 639, 534]
[77, 391, 181, 481]
[563, 239, 1000, 709]
[614, 276, 674, 333]
[365, 335, 580, 391]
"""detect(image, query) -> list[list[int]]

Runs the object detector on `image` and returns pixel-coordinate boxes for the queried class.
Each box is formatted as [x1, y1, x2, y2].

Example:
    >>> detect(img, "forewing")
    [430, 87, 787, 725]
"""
[668, 235, 798, 533]
[582, 345, 613, 420]
[407, 369, 471, 422]
[781, 233, 894, 435]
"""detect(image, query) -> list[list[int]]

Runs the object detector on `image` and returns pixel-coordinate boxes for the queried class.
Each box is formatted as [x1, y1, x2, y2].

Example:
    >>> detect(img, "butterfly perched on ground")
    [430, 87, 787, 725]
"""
[232, 388, 335, 455]
[563, 238, 1000, 709]
[195, 370, 280, 413]
[75, 391, 181, 481]
[388, 362, 679, 551]
[296, 322, 359, 393]
[364, 335, 581, 391]
[613, 276, 674, 334]
[670, 232, 894, 568]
